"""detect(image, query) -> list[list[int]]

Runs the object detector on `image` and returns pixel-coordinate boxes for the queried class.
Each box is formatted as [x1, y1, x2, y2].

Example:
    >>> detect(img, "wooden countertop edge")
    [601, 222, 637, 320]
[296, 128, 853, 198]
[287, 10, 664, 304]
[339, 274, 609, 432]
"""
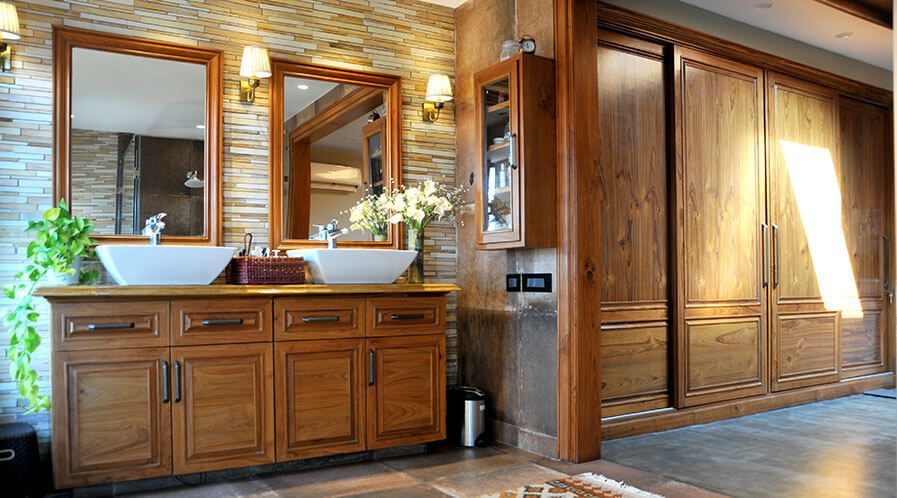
[33, 283, 461, 299]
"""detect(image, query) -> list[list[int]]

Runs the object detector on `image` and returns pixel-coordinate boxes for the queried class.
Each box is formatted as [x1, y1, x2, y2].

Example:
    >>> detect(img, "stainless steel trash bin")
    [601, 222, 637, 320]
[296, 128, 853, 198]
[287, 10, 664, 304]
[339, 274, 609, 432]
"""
[448, 386, 487, 447]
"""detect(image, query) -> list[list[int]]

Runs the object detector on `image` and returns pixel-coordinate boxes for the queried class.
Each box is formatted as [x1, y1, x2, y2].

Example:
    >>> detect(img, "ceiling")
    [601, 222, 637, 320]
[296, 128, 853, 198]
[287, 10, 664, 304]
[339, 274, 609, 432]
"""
[678, 0, 892, 70]
[421, 0, 891, 70]
[71, 48, 206, 140]
[283, 76, 340, 119]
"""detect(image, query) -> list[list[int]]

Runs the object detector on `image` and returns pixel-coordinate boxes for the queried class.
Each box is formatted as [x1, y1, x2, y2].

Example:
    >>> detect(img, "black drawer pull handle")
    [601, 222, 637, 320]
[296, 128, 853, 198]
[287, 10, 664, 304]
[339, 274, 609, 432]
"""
[87, 322, 135, 331]
[302, 316, 340, 323]
[200, 318, 244, 326]
[174, 361, 182, 403]
[368, 349, 376, 386]
[161, 361, 170, 404]
[390, 313, 425, 320]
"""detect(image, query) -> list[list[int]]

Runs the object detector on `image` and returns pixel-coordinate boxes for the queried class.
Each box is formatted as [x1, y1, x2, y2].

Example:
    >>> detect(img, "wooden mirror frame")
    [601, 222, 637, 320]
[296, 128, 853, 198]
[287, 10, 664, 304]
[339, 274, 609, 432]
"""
[52, 26, 223, 245]
[269, 59, 402, 249]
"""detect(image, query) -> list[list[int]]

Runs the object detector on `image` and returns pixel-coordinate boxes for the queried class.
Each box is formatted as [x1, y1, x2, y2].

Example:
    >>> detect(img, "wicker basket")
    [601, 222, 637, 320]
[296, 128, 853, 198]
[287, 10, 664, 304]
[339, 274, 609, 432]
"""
[227, 256, 305, 285]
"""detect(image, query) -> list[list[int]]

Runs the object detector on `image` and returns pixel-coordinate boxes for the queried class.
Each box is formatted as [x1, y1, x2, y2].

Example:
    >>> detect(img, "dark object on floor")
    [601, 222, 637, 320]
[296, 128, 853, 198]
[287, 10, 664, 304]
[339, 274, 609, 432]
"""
[0, 422, 40, 497]
[863, 388, 896, 399]
[447, 386, 488, 447]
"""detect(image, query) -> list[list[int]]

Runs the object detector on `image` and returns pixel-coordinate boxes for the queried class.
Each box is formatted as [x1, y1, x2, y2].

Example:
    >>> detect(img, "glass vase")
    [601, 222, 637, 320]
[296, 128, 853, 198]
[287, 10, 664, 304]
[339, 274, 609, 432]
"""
[406, 227, 424, 284]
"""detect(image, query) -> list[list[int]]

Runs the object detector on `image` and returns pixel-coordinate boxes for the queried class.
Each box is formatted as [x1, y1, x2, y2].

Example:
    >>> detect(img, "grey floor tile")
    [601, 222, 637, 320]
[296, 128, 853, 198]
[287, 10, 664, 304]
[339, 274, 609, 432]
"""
[257, 461, 420, 497]
[429, 462, 567, 497]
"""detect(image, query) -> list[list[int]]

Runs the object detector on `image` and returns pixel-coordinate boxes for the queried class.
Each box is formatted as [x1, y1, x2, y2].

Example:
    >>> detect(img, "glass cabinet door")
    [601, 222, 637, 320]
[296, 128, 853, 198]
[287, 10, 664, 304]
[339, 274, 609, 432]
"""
[480, 72, 518, 240]
[363, 118, 385, 195]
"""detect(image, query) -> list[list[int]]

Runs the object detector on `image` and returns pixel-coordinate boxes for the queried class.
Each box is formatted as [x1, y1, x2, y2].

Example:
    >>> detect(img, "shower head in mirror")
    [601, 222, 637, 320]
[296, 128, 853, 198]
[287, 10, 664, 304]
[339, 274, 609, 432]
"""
[184, 170, 204, 188]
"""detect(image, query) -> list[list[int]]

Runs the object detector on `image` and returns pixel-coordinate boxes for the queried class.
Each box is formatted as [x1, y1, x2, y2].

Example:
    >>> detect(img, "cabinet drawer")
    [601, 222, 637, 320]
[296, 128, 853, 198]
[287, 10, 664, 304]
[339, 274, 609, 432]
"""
[275, 297, 364, 340]
[171, 299, 272, 346]
[366, 297, 446, 337]
[52, 301, 169, 351]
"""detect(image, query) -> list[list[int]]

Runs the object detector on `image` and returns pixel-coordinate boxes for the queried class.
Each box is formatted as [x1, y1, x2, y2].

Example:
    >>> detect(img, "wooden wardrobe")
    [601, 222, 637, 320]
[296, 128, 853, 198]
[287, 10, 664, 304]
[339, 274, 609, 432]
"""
[597, 27, 893, 429]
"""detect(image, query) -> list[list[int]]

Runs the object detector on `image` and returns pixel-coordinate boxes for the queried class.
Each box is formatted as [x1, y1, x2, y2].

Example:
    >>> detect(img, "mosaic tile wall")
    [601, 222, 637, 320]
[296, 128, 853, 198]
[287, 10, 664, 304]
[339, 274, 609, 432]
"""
[69, 128, 118, 232]
[0, 0, 457, 452]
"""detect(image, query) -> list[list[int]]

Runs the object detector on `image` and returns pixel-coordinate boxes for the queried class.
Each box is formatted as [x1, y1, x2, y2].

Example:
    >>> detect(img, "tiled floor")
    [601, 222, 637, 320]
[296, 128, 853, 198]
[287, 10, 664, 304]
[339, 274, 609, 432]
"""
[113, 444, 721, 497]
[602, 394, 897, 498]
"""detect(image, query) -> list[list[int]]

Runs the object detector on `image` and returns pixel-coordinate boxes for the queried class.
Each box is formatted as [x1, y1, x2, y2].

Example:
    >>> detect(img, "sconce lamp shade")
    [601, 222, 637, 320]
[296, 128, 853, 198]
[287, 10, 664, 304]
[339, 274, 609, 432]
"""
[425, 74, 453, 103]
[239, 45, 271, 79]
[0, 2, 21, 40]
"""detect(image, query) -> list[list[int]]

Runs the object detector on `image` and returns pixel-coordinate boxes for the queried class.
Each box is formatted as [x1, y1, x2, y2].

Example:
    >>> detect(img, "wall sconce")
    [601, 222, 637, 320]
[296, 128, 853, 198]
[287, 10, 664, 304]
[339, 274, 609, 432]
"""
[422, 73, 453, 122]
[0, 1, 21, 73]
[239, 45, 271, 103]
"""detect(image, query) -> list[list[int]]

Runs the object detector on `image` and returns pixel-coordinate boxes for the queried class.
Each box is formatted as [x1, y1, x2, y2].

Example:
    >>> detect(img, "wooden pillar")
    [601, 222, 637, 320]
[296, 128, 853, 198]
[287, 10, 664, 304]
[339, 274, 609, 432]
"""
[554, 0, 603, 463]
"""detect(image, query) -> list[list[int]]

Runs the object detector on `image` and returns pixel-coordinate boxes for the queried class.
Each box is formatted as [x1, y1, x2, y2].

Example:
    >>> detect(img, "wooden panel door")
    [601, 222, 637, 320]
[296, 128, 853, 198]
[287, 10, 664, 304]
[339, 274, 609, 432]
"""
[52, 348, 171, 488]
[366, 334, 445, 449]
[674, 48, 768, 407]
[171, 343, 274, 473]
[596, 29, 672, 417]
[275, 339, 365, 461]
[837, 96, 890, 378]
[767, 72, 842, 391]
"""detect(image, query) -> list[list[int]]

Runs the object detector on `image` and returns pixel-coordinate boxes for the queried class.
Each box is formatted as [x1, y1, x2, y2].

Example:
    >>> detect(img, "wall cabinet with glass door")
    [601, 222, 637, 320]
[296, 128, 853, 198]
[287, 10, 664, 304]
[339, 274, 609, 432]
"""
[474, 54, 557, 249]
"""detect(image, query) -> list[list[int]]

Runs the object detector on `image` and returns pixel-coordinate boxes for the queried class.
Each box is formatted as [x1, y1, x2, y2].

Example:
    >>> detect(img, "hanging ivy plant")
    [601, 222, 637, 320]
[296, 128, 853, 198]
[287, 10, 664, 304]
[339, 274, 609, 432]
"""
[3, 200, 99, 412]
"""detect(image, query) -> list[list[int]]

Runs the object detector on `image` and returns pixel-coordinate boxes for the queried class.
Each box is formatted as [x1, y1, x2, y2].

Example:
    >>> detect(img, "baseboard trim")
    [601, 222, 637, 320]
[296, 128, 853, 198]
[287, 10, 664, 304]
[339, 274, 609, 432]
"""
[490, 419, 558, 458]
[602, 372, 895, 440]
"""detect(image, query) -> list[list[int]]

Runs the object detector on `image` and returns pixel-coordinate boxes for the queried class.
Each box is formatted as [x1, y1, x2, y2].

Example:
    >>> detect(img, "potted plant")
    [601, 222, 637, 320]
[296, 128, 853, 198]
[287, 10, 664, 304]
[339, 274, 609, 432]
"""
[387, 180, 463, 283]
[347, 190, 394, 242]
[3, 200, 99, 412]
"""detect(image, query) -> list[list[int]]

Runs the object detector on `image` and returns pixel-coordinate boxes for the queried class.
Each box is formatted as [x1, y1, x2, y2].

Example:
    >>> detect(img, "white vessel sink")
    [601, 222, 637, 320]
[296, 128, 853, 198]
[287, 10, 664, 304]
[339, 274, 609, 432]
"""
[286, 248, 416, 284]
[96, 245, 236, 286]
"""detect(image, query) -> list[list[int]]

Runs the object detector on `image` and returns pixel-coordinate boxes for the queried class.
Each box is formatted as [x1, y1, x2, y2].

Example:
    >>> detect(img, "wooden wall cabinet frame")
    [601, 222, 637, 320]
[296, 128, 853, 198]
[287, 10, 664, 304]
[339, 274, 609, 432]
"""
[268, 59, 403, 250]
[52, 26, 223, 245]
[474, 53, 557, 250]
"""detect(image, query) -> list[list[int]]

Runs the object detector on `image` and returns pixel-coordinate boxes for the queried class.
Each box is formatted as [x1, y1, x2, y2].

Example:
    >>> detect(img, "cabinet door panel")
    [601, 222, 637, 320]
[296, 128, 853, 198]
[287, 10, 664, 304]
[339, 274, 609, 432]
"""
[366, 335, 445, 449]
[597, 29, 671, 417]
[52, 348, 171, 488]
[172, 343, 274, 473]
[674, 48, 767, 406]
[53, 301, 169, 351]
[171, 298, 272, 346]
[767, 73, 842, 390]
[275, 339, 365, 461]
[838, 97, 890, 378]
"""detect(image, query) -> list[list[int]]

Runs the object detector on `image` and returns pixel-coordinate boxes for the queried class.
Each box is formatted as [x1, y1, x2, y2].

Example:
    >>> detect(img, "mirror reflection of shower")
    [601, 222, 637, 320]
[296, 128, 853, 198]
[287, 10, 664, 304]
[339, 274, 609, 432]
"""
[114, 133, 140, 235]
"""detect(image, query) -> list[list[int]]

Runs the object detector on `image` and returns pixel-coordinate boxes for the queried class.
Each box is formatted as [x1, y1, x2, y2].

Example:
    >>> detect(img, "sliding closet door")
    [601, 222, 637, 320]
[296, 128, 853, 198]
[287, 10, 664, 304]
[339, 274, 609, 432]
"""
[674, 48, 767, 407]
[837, 96, 890, 379]
[597, 30, 671, 417]
[767, 73, 841, 391]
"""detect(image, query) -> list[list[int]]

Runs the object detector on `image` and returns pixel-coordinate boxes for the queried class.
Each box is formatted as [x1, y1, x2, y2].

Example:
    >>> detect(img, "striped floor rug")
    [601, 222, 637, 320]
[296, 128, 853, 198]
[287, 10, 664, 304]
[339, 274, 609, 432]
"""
[481, 472, 665, 498]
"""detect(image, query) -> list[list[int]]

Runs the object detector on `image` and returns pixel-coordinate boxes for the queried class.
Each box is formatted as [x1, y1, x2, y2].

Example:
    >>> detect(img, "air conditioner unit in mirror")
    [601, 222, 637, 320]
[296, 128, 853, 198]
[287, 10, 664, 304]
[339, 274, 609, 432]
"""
[310, 162, 362, 192]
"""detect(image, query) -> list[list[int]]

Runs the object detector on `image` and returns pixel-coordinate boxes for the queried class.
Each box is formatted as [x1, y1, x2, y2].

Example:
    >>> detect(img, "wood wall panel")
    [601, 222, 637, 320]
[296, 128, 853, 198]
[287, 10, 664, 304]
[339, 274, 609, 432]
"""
[841, 309, 885, 376]
[772, 313, 840, 390]
[674, 48, 767, 407]
[600, 323, 669, 415]
[598, 32, 668, 305]
[685, 318, 764, 400]
[596, 29, 672, 418]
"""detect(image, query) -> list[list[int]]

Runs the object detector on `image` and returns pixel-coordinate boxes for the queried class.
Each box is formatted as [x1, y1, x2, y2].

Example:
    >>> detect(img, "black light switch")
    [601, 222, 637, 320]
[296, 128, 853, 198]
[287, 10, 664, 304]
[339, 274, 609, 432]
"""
[521, 273, 552, 292]
[506, 274, 521, 292]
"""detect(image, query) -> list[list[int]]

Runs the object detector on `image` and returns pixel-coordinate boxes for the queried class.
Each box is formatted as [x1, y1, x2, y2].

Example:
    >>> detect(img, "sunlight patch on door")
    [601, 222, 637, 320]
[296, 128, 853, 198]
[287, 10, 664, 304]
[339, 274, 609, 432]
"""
[780, 140, 863, 318]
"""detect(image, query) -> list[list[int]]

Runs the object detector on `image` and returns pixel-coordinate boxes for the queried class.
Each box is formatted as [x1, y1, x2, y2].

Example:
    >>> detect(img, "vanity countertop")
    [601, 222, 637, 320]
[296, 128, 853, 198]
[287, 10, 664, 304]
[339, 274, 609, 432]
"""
[34, 283, 460, 299]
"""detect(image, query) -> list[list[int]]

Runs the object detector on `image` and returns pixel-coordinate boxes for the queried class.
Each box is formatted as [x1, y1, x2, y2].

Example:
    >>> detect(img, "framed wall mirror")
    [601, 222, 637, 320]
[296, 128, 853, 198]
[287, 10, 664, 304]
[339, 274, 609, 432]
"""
[269, 59, 402, 249]
[53, 26, 222, 245]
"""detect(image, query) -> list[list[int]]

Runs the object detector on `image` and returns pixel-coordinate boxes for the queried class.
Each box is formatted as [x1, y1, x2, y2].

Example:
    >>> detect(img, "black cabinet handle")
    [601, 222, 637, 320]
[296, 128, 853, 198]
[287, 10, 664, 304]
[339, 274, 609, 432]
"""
[771, 224, 779, 289]
[389, 313, 425, 321]
[302, 316, 340, 323]
[161, 361, 170, 404]
[200, 318, 244, 326]
[368, 349, 376, 386]
[174, 361, 182, 403]
[761, 222, 769, 288]
[883, 234, 890, 291]
[87, 322, 135, 331]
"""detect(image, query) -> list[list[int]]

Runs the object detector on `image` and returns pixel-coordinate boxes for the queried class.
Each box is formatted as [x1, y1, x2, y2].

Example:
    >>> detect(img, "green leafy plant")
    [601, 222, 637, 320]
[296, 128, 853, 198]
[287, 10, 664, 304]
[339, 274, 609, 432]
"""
[3, 199, 99, 412]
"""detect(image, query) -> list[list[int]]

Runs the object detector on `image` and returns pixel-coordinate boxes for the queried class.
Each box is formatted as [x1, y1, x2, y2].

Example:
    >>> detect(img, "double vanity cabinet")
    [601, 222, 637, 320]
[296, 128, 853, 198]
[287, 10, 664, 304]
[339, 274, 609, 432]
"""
[36, 284, 457, 489]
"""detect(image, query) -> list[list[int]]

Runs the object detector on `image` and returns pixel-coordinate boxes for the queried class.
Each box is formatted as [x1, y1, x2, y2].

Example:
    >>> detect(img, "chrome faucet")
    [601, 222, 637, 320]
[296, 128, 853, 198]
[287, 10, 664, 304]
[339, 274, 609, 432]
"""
[310, 219, 349, 249]
[142, 213, 167, 245]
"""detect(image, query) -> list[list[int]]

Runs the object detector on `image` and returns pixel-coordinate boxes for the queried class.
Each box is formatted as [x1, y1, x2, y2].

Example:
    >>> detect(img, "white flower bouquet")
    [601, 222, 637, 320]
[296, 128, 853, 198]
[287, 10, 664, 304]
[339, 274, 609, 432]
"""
[387, 179, 463, 231]
[347, 192, 392, 239]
